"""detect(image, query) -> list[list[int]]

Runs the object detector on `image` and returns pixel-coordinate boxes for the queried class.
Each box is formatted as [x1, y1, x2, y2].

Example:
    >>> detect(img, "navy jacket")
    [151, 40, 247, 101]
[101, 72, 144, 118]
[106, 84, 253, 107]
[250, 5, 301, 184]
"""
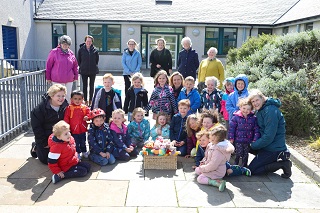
[177, 47, 199, 79]
[170, 113, 189, 142]
[123, 86, 148, 114]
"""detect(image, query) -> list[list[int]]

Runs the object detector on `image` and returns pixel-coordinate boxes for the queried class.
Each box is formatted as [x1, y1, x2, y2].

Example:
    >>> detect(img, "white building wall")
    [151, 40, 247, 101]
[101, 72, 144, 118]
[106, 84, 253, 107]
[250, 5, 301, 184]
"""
[0, 0, 35, 59]
[35, 22, 53, 60]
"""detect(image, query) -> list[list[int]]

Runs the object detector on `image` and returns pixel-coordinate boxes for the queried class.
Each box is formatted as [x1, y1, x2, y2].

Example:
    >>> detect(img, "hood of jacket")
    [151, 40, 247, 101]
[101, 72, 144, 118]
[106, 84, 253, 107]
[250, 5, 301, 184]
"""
[215, 140, 235, 154]
[48, 135, 68, 147]
[224, 77, 235, 94]
[233, 110, 255, 118]
[260, 97, 281, 111]
[234, 74, 249, 94]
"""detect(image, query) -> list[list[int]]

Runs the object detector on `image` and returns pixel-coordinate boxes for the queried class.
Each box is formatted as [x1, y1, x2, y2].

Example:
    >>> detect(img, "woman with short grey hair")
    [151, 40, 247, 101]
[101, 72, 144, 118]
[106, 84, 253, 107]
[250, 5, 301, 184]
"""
[46, 35, 78, 103]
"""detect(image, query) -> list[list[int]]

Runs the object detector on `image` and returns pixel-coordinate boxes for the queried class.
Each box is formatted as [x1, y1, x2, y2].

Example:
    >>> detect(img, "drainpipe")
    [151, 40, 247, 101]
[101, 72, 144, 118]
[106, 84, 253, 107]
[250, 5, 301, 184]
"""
[73, 20, 77, 55]
[249, 25, 253, 37]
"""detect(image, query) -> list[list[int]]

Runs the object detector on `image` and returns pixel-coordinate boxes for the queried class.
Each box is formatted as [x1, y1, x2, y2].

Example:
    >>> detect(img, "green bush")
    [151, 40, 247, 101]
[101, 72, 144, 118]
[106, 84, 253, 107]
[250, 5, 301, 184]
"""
[281, 92, 319, 136]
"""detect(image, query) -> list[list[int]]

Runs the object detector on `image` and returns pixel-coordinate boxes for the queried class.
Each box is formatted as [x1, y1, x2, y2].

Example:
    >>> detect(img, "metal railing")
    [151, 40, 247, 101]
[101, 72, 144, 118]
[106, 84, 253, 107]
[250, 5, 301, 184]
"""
[0, 59, 46, 79]
[0, 59, 49, 143]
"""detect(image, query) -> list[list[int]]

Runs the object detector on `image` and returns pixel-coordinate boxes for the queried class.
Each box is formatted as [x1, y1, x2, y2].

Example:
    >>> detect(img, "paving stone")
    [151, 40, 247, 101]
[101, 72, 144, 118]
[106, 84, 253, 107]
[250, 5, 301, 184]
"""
[267, 165, 312, 183]
[98, 161, 144, 180]
[0, 158, 26, 178]
[297, 209, 320, 213]
[0, 205, 79, 213]
[138, 207, 198, 212]
[227, 182, 280, 208]
[79, 206, 137, 213]
[0, 144, 33, 159]
[199, 208, 299, 213]
[225, 173, 271, 182]
[8, 158, 51, 179]
[36, 180, 128, 206]
[144, 166, 185, 180]
[0, 178, 50, 205]
[265, 182, 320, 209]
[175, 180, 234, 207]
[126, 180, 177, 207]
[182, 162, 198, 181]
[13, 134, 35, 145]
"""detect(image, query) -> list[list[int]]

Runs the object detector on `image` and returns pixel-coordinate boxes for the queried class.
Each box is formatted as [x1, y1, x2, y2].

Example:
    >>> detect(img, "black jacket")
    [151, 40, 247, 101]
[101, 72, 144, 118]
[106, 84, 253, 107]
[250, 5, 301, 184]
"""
[31, 94, 68, 146]
[77, 43, 99, 75]
[149, 48, 172, 77]
[123, 86, 149, 114]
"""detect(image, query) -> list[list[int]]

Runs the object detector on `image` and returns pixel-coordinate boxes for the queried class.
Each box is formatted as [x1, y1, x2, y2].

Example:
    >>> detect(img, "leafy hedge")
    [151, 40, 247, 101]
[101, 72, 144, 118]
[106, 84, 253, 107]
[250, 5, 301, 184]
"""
[226, 30, 320, 136]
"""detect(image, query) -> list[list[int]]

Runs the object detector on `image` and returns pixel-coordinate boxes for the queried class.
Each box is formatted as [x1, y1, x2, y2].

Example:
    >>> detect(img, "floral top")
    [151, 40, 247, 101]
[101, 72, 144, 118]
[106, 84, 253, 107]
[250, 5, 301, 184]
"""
[127, 118, 150, 143]
[200, 88, 222, 112]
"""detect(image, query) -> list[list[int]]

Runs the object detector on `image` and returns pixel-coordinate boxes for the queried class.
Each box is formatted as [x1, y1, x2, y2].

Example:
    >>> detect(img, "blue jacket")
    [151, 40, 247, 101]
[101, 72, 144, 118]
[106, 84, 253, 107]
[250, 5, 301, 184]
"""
[177, 87, 201, 113]
[226, 74, 249, 121]
[127, 118, 150, 143]
[251, 98, 287, 152]
[170, 113, 189, 142]
[122, 48, 142, 75]
[150, 124, 170, 140]
[177, 47, 199, 79]
[88, 123, 115, 154]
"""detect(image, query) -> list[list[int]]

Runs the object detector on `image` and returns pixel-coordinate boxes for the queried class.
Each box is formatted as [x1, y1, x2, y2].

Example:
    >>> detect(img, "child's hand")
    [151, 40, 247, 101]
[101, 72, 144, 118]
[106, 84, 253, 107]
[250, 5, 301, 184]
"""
[156, 128, 162, 135]
[200, 161, 204, 166]
[126, 147, 132, 153]
[129, 146, 134, 151]
[192, 165, 197, 170]
[229, 139, 234, 144]
[57, 171, 64, 178]
[83, 116, 89, 121]
[185, 155, 191, 158]
[100, 152, 107, 158]
[106, 152, 110, 159]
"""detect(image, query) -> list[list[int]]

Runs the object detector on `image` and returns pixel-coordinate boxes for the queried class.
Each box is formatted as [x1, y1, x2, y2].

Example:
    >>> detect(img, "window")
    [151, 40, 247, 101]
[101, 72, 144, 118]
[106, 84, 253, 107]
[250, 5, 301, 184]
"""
[305, 23, 313, 31]
[283, 27, 289, 35]
[205, 27, 237, 55]
[89, 24, 121, 52]
[52, 23, 67, 48]
[258, 28, 272, 35]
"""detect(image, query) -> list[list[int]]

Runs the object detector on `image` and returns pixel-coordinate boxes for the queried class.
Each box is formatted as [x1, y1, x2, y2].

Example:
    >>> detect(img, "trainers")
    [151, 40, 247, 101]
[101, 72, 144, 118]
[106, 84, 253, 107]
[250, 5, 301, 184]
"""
[242, 167, 252, 176]
[52, 174, 61, 184]
[30, 142, 37, 158]
[82, 152, 89, 158]
[218, 180, 226, 192]
[78, 153, 82, 160]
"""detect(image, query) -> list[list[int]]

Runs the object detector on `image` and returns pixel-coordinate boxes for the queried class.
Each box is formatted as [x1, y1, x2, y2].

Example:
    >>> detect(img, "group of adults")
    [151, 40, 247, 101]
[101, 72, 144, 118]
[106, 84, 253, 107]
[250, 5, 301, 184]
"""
[31, 34, 292, 178]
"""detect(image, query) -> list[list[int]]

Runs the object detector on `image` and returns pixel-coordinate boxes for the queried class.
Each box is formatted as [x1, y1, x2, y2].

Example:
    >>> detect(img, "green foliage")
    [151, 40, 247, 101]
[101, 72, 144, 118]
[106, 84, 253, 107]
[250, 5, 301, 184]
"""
[310, 137, 320, 150]
[281, 92, 319, 136]
[226, 30, 320, 136]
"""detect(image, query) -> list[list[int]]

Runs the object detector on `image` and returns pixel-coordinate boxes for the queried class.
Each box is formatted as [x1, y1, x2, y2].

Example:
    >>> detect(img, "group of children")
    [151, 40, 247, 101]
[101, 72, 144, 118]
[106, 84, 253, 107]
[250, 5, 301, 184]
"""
[47, 70, 261, 192]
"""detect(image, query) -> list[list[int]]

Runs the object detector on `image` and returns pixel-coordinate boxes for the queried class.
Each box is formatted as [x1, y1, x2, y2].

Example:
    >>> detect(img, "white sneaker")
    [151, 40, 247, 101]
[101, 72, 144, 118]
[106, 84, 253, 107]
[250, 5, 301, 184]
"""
[78, 153, 82, 160]
[82, 152, 89, 158]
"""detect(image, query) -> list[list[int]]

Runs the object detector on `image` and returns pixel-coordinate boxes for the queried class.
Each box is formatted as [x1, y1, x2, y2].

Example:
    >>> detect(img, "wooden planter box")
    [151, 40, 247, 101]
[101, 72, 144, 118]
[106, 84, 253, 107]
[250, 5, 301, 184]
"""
[143, 155, 177, 170]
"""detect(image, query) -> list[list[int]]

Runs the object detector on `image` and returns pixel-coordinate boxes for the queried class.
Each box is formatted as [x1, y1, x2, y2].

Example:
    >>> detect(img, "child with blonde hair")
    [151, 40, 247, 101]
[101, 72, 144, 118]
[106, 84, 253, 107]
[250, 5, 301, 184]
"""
[200, 76, 222, 112]
[150, 112, 170, 140]
[128, 107, 150, 148]
[91, 73, 122, 123]
[195, 125, 234, 192]
[144, 70, 177, 120]
[185, 114, 201, 158]
[177, 76, 201, 114]
[124, 72, 149, 121]
[48, 121, 91, 184]
[109, 109, 138, 161]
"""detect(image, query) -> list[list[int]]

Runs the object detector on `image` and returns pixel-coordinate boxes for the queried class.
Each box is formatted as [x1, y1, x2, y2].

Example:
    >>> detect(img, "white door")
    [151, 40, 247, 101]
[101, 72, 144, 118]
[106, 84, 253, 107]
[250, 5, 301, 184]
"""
[148, 34, 177, 69]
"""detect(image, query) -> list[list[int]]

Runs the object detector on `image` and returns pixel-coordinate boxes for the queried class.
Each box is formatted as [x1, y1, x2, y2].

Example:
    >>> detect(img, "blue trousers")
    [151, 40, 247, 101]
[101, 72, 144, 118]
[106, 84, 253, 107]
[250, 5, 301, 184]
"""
[64, 161, 91, 179]
[248, 149, 283, 175]
[115, 149, 138, 161]
[72, 133, 87, 153]
[89, 153, 116, 166]
[176, 143, 187, 156]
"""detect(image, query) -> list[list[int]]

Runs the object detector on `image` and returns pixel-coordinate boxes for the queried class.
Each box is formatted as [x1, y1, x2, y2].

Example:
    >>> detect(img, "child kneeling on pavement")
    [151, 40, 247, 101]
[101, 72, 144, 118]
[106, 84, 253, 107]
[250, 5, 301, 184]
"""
[48, 121, 91, 184]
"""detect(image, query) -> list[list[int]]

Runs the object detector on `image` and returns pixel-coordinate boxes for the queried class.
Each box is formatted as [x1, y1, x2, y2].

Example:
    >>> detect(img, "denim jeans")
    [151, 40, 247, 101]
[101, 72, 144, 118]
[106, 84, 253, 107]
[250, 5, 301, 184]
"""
[89, 153, 116, 166]
[248, 149, 283, 175]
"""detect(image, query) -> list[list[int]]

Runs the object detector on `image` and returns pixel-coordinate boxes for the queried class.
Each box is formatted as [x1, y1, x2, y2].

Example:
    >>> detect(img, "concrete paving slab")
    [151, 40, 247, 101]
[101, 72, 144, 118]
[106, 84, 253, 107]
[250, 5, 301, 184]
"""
[86, 161, 101, 179]
[0, 158, 26, 178]
[199, 208, 299, 213]
[0, 144, 33, 159]
[227, 182, 280, 208]
[79, 206, 137, 213]
[144, 166, 185, 180]
[175, 180, 234, 207]
[126, 180, 177, 207]
[36, 180, 128, 206]
[182, 162, 198, 181]
[297, 209, 320, 213]
[8, 158, 51, 179]
[267, 165, 312, 183]
[0, 205, 79, 213]
[225, 173, 271, 182]
[138, 207, 198, 212]
[0, 177, 51, 205]
[265, 182, 320, 209]
[12, 133, 35, 145]
[98, 161, 144, 180]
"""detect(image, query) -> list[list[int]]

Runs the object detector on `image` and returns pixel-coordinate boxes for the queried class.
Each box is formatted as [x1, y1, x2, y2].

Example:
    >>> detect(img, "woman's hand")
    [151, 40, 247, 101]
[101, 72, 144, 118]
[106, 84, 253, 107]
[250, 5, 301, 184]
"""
[57, 171, 64, 178]
[156, 64, 161, 68]
[47, 80, 52, 84]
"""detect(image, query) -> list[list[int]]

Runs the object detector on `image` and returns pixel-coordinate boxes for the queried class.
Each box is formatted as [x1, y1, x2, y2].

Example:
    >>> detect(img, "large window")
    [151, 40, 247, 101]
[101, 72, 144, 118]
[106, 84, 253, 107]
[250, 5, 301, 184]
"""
[52, 23, 67, 48]
[258, 28, 273, 35]
[205, 27, 237, 55]
[305, 23, 313, 31]
[283, 27, 289, 35]
[89, 24, 121, 52]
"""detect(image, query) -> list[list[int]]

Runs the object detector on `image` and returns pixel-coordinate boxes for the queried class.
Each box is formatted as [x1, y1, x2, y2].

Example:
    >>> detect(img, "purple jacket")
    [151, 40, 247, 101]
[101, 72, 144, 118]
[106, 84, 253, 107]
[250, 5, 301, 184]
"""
[228, 110, 260, 143]
[46, 46, 78, 83]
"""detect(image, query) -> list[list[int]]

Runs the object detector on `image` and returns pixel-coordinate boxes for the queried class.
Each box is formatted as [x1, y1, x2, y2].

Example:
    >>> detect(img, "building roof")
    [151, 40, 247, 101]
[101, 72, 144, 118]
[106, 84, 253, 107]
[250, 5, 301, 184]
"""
[35, 0, 319, 26]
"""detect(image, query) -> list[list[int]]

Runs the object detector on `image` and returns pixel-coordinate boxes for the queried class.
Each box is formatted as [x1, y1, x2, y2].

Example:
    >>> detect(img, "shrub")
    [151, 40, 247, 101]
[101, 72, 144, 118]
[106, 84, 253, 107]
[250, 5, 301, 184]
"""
[310, 137, 320, 150]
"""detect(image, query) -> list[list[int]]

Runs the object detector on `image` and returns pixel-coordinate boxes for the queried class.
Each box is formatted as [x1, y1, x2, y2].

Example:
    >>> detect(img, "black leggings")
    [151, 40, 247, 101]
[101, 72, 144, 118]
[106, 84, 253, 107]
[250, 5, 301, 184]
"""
[124, 75, 131, 95]
[81, 74, 96, 101]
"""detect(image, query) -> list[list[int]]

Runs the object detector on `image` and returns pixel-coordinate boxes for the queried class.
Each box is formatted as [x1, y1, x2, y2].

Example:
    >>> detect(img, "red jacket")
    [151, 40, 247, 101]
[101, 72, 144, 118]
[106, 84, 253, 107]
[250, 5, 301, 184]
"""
[64, 103, 90, 134]
[48, 134, 79, 174]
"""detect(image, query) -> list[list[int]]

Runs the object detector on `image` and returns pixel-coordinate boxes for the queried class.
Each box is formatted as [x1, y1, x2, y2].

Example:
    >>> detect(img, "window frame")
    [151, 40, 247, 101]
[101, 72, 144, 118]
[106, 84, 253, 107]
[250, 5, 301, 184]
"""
[305, 22, 313, 31]
[88, 24, 121, 52]
[283, 27, 289, 35]
[52, 23, 67, 48]
[204, 27, 237, 55]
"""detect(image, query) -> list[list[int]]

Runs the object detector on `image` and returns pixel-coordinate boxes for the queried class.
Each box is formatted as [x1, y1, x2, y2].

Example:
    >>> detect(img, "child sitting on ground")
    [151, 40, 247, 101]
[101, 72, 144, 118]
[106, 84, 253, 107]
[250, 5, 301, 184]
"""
[170, 99, 191, 156]
[87, 108, 116, 166]
[64, 90, 91, 160]
[128, 107, 150, 148]
[177, 76, 201, 114]
[123, 73, 149, 121]
[109, 109, 138, 161]
[48, 121, 91, 184]
[228, 98, 260, 167]
[195, 125, 234, 192]
[91, 73, 122, 123]
[150, 112, 170, 140]
[185, 114, 201, 158]
[200, 76, 222, 112]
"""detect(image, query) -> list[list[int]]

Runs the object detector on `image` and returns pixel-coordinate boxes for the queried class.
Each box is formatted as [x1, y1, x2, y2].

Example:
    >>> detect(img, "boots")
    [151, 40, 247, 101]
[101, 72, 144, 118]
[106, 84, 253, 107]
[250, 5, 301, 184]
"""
[265, 160, 292, 178]
[208, 179, 226, 192]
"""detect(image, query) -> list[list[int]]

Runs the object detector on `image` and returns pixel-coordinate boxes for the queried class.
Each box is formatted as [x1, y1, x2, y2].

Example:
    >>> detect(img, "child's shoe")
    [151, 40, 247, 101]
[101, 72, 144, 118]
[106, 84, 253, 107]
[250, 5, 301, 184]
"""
[30, 142, 37, 158]
[52, 174, 61, 184]
[218, 180, 226, 192]
[78, 153, 82, 160]
[208, 179, 226, 192]
[241, 167, 251, 176]
[82, 152, 89, 159]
